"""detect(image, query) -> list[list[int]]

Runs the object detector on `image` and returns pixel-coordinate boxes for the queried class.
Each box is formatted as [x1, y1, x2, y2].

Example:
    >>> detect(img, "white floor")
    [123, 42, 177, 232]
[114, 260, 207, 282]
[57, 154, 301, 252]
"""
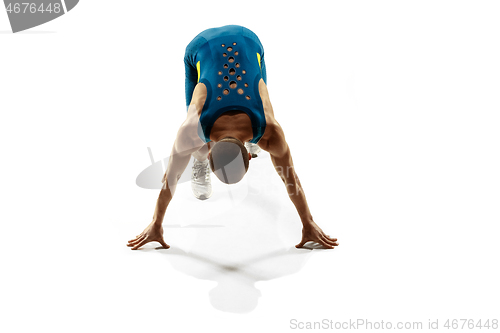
[2, 1, 500, 332]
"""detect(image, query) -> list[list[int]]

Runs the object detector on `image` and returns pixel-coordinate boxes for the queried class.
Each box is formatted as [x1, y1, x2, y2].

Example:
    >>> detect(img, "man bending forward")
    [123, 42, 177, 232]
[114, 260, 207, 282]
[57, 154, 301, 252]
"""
[128, 25, 339, 250]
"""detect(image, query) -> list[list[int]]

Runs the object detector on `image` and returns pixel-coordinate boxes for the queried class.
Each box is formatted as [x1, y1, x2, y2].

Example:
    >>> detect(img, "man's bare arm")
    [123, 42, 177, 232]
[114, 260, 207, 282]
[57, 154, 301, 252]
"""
[127, 152, 191, 250]
[128, 106, 206, 250]
[262, 122, 339, 249]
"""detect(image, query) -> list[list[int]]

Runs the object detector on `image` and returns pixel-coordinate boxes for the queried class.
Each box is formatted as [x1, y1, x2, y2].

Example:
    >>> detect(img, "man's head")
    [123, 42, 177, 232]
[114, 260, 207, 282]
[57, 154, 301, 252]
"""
[209, 137, 250, 184]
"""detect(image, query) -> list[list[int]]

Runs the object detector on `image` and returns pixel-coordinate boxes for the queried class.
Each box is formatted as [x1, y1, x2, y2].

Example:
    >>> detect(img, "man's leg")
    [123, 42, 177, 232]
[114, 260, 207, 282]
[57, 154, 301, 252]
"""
[184, 36, 214, 200]
[191, 142, 210, 161]
[191, 142, 213, 200]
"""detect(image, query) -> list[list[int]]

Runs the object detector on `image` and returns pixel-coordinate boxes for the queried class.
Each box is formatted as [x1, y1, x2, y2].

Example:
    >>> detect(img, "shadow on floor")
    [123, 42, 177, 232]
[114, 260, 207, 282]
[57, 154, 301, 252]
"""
[157, 246, 320, 313]
[136, 151, 334, 313]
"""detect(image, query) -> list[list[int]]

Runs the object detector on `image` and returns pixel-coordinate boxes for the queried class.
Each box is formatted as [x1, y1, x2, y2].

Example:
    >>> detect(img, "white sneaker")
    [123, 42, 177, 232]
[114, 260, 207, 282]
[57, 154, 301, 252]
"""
[244, 142, 261, 158]
[191, 158, 213, 200]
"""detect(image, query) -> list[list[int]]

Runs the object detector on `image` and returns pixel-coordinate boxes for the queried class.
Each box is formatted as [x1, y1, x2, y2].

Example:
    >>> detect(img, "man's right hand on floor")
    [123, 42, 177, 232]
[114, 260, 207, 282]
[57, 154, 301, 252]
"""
[127, 221, 170, 250]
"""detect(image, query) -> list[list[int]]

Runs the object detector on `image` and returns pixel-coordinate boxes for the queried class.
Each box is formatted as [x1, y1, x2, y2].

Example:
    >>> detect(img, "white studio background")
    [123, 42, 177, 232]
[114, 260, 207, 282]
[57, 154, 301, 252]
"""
[1, 1, 499, 332]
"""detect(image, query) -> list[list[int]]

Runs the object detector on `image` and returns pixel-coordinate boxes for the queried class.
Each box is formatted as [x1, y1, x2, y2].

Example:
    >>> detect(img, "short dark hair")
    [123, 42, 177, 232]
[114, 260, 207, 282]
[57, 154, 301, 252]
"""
[209, 137, 249, 184]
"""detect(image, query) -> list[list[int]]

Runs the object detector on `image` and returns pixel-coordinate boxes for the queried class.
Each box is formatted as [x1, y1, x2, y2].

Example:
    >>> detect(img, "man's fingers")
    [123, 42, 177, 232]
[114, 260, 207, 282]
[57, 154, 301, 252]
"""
[131, 238, 149, 250]
[127, 238, 139, 245]
[319, 235, 336, 248]
[325, 235, 337, 242]
[127, 234, 143, 243]
[320, 241, 335, 249]
[127, 239, 139, 246]
[296, 231, 338, 249]
[128, 235, 146, 247]
[128, 234, 145, 244]
[321, 234, 337, 246]
[126, 239, 144, 247]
